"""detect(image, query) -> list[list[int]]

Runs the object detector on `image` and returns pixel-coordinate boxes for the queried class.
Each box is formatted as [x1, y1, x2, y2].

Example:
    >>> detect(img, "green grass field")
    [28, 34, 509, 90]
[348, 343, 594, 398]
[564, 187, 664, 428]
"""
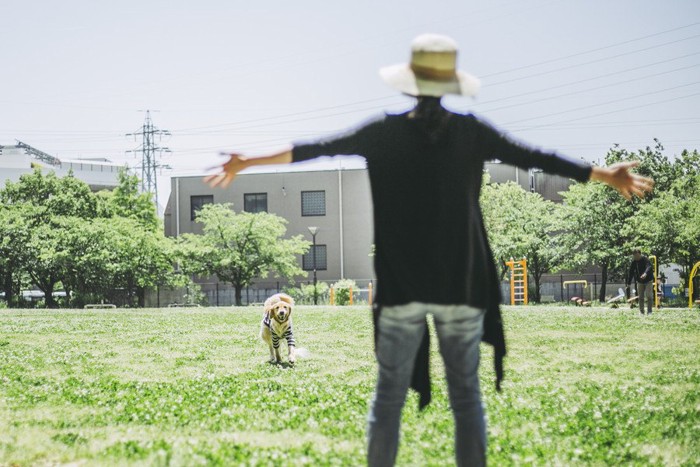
[0, 306, 698, 466]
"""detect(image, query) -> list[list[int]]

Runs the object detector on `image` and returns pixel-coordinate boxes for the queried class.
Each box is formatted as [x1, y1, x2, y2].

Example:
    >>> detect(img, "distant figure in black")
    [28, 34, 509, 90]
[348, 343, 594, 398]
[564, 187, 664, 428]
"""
[627, 249, 654, 315]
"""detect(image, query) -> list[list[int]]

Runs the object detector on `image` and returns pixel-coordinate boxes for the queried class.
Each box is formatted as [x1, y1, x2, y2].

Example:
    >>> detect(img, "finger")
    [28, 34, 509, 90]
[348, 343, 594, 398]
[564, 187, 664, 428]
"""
[634, 176, 654, 191]
[631, 186, 646, 198]
[620, 160, 640, 169]
[208, 174, 224, 188]
[220, 174, 234, 188]
[203, 174, 218, 183]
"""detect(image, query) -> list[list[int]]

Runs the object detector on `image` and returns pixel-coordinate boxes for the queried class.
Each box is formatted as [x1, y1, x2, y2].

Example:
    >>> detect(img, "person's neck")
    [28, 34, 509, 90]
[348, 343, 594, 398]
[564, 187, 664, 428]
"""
[409, 96, 445, 118]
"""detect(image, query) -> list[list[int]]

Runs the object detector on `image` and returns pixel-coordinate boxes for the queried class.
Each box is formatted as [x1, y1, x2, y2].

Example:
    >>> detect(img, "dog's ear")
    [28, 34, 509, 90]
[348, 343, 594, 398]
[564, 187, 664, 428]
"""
[278, 293, 295, 307]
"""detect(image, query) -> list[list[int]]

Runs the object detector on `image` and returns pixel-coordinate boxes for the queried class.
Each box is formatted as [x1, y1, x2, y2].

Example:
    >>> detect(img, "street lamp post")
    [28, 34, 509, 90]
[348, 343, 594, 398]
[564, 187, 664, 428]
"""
[308, 226, 319, 305]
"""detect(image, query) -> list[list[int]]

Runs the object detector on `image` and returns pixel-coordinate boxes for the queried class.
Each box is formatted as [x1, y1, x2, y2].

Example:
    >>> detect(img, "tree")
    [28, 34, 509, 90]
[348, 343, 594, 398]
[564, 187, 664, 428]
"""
[625, 150, 700, 288]
[102, 169, 160, 232]
[0, 206, 32, 306]
[555, 179, 632, 302]
[0, 169, 99, 307]
[552, 142, 691, 302]
[0, 167, 173, 308]
[177, 203, 310, 305]
[480, 179, 561, 302]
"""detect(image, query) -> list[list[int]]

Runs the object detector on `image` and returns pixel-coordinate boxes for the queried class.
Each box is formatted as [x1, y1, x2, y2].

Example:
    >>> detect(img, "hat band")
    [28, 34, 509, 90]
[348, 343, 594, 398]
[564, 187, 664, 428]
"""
[410, 63, 457, 82]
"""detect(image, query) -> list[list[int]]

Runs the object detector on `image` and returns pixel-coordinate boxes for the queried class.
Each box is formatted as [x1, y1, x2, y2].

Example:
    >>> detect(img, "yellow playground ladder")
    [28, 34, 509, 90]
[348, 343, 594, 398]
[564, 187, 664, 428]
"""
[506, 258, 528, 305]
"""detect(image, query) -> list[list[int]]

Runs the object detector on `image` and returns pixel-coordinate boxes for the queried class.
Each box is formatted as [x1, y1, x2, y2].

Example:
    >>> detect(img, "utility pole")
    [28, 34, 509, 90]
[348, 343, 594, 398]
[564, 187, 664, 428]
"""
[126, 110, 171, 210]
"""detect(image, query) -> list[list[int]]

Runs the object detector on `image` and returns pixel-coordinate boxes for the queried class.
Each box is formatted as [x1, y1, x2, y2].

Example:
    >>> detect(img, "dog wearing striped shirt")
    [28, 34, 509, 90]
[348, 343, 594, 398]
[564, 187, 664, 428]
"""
[260, 293, 296, 364]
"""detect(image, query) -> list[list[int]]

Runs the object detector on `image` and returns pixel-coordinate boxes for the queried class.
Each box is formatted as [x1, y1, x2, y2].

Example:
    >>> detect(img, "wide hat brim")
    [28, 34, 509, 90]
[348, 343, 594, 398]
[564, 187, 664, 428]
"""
[379, 63, 480, 98]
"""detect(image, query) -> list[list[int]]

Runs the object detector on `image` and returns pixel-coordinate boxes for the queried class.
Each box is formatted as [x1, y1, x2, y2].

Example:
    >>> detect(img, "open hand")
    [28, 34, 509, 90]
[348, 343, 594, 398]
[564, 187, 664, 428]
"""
[204, 153, 248, 188]
[592, 161, 654, 200]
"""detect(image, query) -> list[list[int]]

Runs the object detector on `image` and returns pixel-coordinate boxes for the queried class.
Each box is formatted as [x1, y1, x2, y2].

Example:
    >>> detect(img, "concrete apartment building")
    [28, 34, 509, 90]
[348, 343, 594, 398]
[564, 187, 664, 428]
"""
[0, 141, 123, 191]
[163, 161, 574, 304]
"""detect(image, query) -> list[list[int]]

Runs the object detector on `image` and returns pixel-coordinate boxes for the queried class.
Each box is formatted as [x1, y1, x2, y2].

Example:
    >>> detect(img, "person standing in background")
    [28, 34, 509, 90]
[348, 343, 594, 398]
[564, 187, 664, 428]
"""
[627, 249, 654, 315]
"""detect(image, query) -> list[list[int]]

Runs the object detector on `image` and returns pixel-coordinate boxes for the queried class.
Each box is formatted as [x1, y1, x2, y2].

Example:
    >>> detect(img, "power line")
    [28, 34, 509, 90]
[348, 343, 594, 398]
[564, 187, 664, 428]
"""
[481, 21, 700, 78]
[485, 33, 700, 86]
[510, 90, 700, 132]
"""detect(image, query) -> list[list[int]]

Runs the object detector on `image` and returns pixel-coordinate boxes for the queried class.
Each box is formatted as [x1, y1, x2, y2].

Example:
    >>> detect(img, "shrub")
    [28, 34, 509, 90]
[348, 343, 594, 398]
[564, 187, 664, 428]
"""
[283, 282, 329, 305]
[331, 279, 357, 306]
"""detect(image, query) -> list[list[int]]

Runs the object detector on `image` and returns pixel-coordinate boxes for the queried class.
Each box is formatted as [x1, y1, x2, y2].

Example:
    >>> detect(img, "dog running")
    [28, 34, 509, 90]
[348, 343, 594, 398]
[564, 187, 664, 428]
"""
[260, 293, 296, 364]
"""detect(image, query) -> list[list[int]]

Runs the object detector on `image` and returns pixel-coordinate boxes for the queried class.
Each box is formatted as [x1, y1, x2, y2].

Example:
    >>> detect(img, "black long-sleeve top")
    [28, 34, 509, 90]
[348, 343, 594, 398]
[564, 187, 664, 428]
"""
[627, 256, 653, 284]
[293, 111, 592, 404]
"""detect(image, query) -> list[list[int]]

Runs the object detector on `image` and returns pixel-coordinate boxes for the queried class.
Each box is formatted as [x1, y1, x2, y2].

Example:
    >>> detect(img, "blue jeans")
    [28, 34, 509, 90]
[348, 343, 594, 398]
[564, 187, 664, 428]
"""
[367, 303, 486, 467]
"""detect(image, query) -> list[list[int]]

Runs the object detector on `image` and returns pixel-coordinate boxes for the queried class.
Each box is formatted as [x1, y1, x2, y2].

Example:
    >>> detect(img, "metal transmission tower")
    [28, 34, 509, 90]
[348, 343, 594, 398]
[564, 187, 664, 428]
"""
[127, 110, 171, 209]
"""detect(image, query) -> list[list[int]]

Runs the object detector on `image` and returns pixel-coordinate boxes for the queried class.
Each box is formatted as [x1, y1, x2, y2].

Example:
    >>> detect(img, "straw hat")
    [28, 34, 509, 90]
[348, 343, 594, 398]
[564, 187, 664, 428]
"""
[379, 33, 480, 97]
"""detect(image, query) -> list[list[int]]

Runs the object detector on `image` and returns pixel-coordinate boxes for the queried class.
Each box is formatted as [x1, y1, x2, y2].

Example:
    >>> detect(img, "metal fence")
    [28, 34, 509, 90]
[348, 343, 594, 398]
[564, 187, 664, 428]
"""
[146, 274, 684, 308]
[147, 279, 376, 307]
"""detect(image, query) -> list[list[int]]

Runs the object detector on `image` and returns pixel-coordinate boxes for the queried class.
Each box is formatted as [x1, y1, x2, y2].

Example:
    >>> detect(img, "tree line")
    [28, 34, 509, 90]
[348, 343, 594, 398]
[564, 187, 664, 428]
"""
[482, 142, 700, 303]
[1, 142, 697, 308]
[0, 169, 308, 308]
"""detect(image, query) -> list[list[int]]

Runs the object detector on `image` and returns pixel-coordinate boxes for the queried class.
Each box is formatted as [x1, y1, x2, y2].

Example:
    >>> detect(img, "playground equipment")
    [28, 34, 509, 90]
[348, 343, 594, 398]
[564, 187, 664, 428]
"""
[329, 282, 373, 306]
[563, 280, 591, 306]
[607, 287, 626, 305]
[689, 260, 700, 309]
[505, 258, 528, 305]
[649, 255, 660, 309]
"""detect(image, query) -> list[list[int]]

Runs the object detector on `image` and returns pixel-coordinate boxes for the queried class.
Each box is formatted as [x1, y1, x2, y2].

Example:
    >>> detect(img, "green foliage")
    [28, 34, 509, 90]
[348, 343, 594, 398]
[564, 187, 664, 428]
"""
[480, 178, 561, 302]
[555, 178, 632, 300]
[182, 280, 207, 306]
[331, 278, 357, 305]
[0, 307, 697, 465]
[102, 169, 160, 232]
[285, 282, 330, 305]
[0, 168, 175, 308]
[554, 143, 700, 301]
[623, 150, 700, 281]
[177, 203, 310, 305]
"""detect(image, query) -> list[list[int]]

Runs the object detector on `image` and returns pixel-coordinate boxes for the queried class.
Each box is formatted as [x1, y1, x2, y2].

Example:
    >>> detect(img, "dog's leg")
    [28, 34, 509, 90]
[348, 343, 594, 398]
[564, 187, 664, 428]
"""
[288, 345, 296, 364]
[268, 343, 277, 363]
[271, 333, 282, 363]
[261, 325, 277, 364]
[285, 325, 296, 364]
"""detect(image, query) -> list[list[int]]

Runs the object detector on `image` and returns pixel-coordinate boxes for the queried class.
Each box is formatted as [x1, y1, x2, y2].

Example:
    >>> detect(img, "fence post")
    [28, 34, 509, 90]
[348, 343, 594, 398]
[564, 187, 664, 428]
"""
[593, 273, 597, 303]
[330, 287, 335, 306]
[369, 282, 373, 306]
[560, 275, 564, 302]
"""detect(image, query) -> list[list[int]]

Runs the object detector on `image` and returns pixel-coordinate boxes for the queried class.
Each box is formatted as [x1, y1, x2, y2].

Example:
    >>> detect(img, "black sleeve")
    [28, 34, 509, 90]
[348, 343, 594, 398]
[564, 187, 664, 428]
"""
[475, 117, 592, 182]
[292, 115, 386, 163]
[643, 257, 653, 276]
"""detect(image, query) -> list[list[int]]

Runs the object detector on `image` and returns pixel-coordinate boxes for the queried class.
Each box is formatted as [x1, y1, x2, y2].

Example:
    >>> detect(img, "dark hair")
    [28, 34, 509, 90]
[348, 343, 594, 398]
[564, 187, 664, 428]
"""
[409, 96, 451, 142]
[631, 249, 641, 255]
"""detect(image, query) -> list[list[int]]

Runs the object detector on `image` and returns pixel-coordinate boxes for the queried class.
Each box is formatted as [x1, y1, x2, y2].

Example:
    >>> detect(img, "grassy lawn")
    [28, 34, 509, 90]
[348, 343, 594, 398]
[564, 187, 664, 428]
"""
[0, 305, 698, 466]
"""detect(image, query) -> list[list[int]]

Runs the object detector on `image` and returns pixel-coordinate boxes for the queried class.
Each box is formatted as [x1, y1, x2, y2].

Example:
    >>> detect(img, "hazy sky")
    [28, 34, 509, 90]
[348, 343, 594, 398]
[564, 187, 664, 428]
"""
[2, 0, 699, 204]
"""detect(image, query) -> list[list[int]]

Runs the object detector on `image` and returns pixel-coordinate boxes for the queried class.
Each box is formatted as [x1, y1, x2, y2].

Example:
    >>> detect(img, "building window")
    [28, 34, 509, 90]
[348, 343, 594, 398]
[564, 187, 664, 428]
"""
[244, 193, 268, 213]
[303, 245, 327, 271]
[190, 195, 214, 221]
[301, 190, 326, 216]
